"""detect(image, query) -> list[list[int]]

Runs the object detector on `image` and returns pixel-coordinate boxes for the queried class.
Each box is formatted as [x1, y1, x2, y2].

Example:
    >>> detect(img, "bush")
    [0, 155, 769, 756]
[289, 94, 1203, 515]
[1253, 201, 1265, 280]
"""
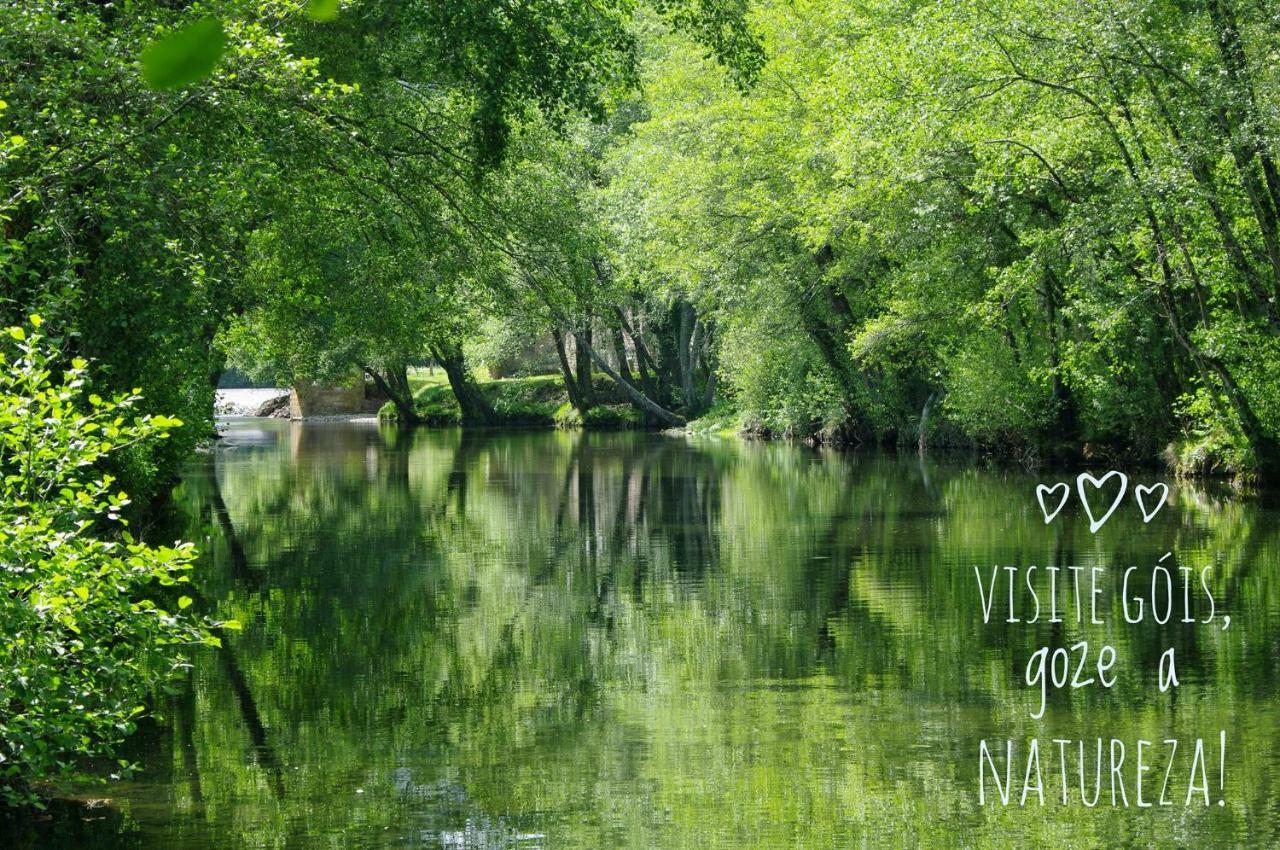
[487, 375, 561, 425]
[0, 318, 219, 808]
[553, 401, 582, 429]
[582, 404, 643, 430]
[720, 323, 847, 438]
[685, 400, 740, 437]
[411, 384, 464, 426]
[1170, 387, 1254, 479]
[942, 332, 1056, 448]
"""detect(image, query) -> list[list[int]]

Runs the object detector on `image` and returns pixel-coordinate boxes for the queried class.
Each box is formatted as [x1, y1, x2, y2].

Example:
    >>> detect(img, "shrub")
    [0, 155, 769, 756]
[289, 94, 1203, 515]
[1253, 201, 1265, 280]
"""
[719, 321, 848, 438]
[582, 404, 642, 430]
[487, 376, 560, 426]
[0, 318, 219, 808]
[411, 384, 463, 426]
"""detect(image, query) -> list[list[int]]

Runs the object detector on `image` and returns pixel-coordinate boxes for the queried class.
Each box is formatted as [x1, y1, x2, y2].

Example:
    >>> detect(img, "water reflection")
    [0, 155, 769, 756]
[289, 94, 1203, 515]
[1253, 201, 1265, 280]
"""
[10, 421, 1280, 848]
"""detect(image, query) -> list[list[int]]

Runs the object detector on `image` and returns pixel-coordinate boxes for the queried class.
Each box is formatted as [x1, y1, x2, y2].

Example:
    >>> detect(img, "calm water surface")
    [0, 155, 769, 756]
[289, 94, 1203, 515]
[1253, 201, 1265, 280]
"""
[9, 420, 1280, 847]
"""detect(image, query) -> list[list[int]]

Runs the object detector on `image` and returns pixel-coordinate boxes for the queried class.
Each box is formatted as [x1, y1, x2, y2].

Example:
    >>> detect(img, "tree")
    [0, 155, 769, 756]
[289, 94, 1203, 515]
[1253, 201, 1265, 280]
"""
[0, 0, 343, 494]
[600, 0, 1280, 475]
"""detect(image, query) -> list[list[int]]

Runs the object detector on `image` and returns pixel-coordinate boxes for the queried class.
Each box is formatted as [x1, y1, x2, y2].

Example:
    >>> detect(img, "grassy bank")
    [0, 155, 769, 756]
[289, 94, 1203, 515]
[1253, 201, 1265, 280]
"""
[381, 372, 644, 430]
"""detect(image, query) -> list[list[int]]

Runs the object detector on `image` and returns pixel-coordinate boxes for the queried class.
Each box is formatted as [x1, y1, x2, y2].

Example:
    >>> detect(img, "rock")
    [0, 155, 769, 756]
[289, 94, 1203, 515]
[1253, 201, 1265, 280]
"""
[252, 393, 291, 418]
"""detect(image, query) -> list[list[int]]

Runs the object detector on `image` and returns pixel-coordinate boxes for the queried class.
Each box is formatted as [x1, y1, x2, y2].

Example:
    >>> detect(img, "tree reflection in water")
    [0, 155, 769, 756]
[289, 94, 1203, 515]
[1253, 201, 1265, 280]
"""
[12, 421, 1280, 849]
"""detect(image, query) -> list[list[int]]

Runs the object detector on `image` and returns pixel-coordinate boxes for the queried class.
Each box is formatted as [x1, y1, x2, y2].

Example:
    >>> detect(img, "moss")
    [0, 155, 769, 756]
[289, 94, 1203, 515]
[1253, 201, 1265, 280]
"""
[409, 374, 571, 428]
[484, 375, 561, 426]
[409, 383, 464, 425]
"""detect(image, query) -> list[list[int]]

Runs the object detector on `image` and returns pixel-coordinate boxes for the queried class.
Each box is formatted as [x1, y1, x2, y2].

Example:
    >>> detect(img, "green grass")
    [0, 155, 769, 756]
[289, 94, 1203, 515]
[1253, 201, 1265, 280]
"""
[382, 373, 642, 430]
[685, 401, 741, 437]
[406, 366, 453, 393]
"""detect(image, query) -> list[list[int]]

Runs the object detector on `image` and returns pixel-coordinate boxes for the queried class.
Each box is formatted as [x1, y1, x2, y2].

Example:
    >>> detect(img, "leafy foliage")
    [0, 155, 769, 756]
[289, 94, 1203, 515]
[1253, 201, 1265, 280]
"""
[0, 319, 218, 808]
[601, 0, 1280, 473]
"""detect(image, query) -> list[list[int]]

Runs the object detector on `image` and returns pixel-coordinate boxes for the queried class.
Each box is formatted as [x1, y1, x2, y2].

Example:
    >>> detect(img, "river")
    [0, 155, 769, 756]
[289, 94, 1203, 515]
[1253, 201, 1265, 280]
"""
[8, 419, 1280, 847]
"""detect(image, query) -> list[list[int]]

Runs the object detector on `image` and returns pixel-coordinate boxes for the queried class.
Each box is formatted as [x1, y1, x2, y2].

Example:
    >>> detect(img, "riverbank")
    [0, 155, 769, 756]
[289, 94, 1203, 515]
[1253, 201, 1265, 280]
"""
[380, 373, 644, 430]
[221, 378, 1264, 484]
[682, 408, 1267, 486]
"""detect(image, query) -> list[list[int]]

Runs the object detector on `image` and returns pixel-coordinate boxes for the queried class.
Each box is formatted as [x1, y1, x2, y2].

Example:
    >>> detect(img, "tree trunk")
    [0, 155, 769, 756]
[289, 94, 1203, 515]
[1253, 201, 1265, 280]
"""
[1205, 0, 1280, 289]
[615, 306, 659, 399]
[1206, 0, 1280, 215]
[918, 390, 940, 455]
[610, 325, 634, 385]
[574, 320, 594, 409]
[797, 285, 862, 413]
[431, 344, 495, 425]
[573, 330, 685, 427]
[677, 300, 696, 411]
[363, 363, 420, 425]
[1140, 68, 1279, 318]
[1042, 266, 1077, 442]
[552, 327, 583, 410]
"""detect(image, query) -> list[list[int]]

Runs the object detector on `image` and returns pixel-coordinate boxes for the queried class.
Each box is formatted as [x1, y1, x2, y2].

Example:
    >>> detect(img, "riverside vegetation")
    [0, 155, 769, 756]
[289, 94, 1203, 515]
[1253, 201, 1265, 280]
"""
[6, 1, 1280, 486]
[3, 0, 1280, 816]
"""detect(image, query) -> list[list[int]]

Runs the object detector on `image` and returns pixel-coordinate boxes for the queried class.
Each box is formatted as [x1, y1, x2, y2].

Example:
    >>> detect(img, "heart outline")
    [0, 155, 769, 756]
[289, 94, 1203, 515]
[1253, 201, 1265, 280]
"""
[1076, 470, 1128, 533]
[1135, 483, 1169, 523]
[1035, 482, 1070, 524]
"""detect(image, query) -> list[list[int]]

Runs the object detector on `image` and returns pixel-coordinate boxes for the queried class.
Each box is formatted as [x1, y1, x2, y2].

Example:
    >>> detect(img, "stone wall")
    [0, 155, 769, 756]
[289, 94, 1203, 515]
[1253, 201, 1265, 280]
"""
[289, 377, 365, 418]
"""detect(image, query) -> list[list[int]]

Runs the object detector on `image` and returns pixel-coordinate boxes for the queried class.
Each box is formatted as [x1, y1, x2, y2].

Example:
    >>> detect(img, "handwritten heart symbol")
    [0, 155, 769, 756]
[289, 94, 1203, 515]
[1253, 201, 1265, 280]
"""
[1135, 483, 1169, 523]
[1035, 482, 1070, 524]
[1076, 471, 1128, 533]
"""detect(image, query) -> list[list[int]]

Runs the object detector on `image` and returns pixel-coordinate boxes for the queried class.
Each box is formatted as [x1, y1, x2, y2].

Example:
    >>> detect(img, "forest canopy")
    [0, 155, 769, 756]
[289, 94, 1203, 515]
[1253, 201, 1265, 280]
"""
[4, 0, 1280, 482]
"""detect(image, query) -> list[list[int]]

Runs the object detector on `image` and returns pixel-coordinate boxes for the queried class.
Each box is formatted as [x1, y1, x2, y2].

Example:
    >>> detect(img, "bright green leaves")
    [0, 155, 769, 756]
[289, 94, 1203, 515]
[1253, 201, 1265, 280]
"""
[0, 318, 211, 806]
[140, 18, 227, 91]
[306, 0, 341, 23]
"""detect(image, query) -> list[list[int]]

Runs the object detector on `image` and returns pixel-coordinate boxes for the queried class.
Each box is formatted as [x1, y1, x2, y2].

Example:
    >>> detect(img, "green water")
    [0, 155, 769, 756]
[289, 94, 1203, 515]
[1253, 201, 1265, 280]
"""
[9, 420, 1280, 848]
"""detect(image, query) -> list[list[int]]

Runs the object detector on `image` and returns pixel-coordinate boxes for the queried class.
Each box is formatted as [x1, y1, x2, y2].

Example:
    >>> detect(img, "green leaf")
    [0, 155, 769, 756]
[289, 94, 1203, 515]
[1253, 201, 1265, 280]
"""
[140, 18, 227, 91]
[178, 595, 193, 610]
[73, 587, 89, 602]
[306, 0, 341, 22]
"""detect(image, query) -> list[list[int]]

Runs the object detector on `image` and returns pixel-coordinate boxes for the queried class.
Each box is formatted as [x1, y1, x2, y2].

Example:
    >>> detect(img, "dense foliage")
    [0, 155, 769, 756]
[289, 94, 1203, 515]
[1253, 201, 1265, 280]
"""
[7, 1, 1280, 484]
[0, 319, 217, 807]
[3, 0, 1280, 815]
[228, 0, 1280, 477]
[602, 0, 1280, 474]
[0, 0, 347, 495]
